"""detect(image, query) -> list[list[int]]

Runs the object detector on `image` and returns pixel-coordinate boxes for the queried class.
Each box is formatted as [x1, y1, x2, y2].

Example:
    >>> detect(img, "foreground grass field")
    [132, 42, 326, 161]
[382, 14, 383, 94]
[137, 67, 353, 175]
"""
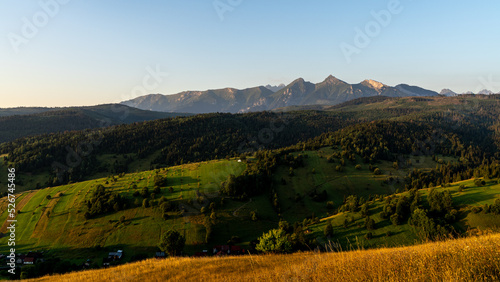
[32, 233, 500, 282]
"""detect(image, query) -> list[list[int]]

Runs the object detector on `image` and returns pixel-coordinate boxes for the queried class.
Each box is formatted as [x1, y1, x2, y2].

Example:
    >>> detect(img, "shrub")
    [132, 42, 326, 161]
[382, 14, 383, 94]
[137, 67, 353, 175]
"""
[158, 230, 185, 257]
[324, 221, 333, 238]
[365, 216, 376, 230]
[256, 229, 292, 254]
[355, 164, 362, 170]
[390, 213, 400, 226]
[326, 201, 335, 210]
[142, 198, 150, 208]
[251, 211, 258, 221]
[474, 179, 485, 187]
[141, 187, 149, 198]
[458, 184, 466, 192]
[153, 186, 161, 194]
[471, 206, 482, 214]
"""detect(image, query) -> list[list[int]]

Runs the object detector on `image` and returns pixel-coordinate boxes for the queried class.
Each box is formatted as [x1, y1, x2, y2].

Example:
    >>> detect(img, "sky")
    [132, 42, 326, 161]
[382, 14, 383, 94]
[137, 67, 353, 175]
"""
[1, 0, 500, 107]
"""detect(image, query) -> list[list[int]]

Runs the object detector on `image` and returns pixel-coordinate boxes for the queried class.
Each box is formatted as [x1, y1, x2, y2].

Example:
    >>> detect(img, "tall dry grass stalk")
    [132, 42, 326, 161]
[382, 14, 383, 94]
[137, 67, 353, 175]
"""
[31, 233, 500, 282]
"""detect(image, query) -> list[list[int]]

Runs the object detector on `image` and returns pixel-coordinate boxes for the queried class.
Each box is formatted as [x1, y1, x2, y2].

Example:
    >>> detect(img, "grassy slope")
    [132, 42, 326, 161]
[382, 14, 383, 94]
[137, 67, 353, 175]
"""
[0, 159, 248, 261]
[34, 233, 500, 282]
[2, 147, 499, 265]
[273, 147, 455, 223]
[308, 178, 500, 250]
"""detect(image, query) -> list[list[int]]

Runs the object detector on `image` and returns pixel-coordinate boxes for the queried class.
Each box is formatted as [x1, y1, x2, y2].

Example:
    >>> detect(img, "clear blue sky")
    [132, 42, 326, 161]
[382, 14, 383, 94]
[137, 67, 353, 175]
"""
[1, 0, 500, 107]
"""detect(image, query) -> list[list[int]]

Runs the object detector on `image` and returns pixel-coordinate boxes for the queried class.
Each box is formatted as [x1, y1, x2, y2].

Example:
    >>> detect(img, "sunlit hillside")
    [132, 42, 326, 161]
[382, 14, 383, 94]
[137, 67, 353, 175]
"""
[32, 233, 500, 282]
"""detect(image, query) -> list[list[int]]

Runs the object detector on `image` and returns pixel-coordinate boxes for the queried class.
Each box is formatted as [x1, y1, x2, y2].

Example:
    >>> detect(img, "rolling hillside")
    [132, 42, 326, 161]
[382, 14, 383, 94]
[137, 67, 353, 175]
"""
[2, 95, 500, 279]
[33, 233, 500, 281]
[1, 148, 499, 262]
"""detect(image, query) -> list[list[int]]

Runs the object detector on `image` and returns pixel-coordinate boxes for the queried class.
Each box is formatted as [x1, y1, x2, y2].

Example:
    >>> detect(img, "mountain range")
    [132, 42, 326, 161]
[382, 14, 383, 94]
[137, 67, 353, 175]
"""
[121, 75, 440, 114]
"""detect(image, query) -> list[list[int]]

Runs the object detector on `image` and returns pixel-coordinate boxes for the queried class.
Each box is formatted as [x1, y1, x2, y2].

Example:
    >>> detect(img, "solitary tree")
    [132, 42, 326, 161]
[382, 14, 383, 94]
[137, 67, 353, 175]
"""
[324, 220, 333, 238]
[159, 230, 185, 257]
[256, 229, 292, 254]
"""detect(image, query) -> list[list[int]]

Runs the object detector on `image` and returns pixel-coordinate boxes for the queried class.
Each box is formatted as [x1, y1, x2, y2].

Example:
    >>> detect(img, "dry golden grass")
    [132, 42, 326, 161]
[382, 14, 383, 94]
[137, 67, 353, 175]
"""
[32, 233, 500, 282]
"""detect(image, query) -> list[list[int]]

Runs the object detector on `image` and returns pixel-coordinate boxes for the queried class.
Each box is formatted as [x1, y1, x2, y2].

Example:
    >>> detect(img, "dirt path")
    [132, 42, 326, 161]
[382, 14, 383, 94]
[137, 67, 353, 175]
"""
[232, 198, 252, 217]
[0, 190, 37, 233]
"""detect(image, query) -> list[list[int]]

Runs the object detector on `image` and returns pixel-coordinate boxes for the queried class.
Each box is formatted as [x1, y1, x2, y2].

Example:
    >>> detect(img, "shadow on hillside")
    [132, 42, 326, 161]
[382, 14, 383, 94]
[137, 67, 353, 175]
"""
[453, 190, 497, 206]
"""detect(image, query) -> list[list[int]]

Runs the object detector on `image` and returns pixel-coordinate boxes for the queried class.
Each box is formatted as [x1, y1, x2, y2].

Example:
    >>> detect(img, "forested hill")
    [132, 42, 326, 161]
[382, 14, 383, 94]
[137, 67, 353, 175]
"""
[0, 111, 352, 188]
[0, 104, 187, 143]
[3, 95, 500, 191]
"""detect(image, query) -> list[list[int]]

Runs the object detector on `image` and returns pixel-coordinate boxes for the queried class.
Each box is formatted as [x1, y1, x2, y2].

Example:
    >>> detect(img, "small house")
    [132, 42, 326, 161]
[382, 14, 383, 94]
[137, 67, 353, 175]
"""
[155, 252, 166, 259]
[108, 250, 123, 261]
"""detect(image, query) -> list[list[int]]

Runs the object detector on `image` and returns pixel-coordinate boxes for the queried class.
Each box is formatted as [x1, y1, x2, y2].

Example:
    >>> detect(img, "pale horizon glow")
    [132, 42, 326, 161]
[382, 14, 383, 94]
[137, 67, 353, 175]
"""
[1, 1, 500, 108]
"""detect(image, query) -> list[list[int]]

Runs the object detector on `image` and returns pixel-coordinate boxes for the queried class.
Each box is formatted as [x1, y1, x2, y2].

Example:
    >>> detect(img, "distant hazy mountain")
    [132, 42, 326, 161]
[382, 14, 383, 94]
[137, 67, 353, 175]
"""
[265, 84, 286, 92]
[122, 87, 274, 114]
[478, 89, 494, 95]
[0, 107, 56, 117]
[0, 104, 187, 143]
[122, 75, 439, 113]
[440, 89, 457, 96]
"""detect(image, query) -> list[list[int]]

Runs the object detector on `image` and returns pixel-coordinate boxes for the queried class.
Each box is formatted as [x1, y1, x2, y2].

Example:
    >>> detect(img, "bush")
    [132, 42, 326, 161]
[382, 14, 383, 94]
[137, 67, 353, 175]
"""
[364, 232, 373, 240]
[251, 211, 258, 221]
[153, 186, 161, 194]
[134, 198, 141, 207]
[390, 213, 400, 226]
[256, 229, 292, 254]
[142, 198, 150, 208]
[158, 230, 185, 257]
[373, 168, 382, 175]
[141, 187, 149, 198]
[355, 164, 362, 170]
[326, 201, 335, 210]
[471, 206, 482, 214]
[474, 179, 485, 187]
[365, 216, 376, 230]
[324, 221, 333, 238]
[458, 184, 466, 192]
[360, 203, 369, 217]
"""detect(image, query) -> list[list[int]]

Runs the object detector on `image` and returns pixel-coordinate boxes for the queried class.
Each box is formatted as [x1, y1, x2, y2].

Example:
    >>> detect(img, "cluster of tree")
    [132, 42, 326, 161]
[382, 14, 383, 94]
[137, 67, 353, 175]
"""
[1, 112, 351, 188]
[256, 219, 317, 254]
[408, 188, 457, 241]
[84, 185, 126, 219]
[471, 199, 500, 214]
[381, 189, 421, 225]
[220, 151, 279, 198]
[339, 195, 363, 213]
